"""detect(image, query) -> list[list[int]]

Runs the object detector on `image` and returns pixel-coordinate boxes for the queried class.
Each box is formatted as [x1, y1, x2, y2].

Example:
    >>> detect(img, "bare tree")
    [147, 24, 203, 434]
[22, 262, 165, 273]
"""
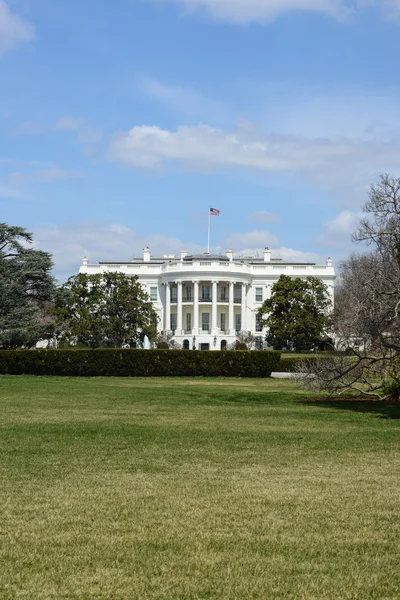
[298, 174, 400, 399]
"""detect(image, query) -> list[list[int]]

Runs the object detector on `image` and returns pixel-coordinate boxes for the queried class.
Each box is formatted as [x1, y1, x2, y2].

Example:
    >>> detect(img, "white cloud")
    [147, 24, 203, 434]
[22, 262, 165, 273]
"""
[139, 77, 228, 120]
[248, 210, 281, 223]
[151, 0, 400, 22]
[224, 229, 280, 250]
[0, 184, 24, 198]
[272, 246, 322, 263]
[0, 0, 35, 57]
[56, 117, 82, 131]
[55, 117, 103, 145]
[33, 222, 206, 281]
[15, 121, 44, 135]
[315, 210, 362, 249]
[7, 168, 84, 185]
[154, 0, 350, 22]
[109, 123, 400, 192]
[33, 221, 326, 281]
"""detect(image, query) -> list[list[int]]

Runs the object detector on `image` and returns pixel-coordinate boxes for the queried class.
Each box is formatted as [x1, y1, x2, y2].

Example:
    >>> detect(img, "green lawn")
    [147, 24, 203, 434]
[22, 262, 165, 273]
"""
[1, 376, 399, 599]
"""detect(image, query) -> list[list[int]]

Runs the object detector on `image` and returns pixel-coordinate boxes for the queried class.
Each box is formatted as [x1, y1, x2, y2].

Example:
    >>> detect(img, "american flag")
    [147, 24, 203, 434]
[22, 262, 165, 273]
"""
[210, 207, 220, 216]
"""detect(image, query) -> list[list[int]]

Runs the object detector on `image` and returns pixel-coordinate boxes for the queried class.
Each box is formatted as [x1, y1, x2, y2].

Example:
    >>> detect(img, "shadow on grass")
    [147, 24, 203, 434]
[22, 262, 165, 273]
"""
[300, 399, 400, 420]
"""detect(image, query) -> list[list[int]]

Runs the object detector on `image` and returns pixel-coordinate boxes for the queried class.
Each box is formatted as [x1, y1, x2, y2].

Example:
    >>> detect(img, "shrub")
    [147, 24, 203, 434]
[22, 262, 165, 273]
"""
[0, 349, 281, 378]
[156, 341, 170, 349]
[383, 379, 400, 400]
[235, 342, 248, 351]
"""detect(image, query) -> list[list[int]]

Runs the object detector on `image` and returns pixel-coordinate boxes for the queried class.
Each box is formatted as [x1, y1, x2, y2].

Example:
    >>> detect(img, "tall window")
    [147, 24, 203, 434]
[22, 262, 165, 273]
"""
[202, 312, 210, 331]
[220, 313, 226, 331]
[255, 313, 262, 332]
[235, 314, 241, 332]
[255, 287, 263, 302]
[170, 287, 177, 302]
[186, 313, 192, 331]
[220, 286, 227, 300]
[170, 313, 177, 332]
[202, 285, 210, 300]
[234, 286, 241, 302]
[185, 286, 192, 301]
[150, 286, 157, 301]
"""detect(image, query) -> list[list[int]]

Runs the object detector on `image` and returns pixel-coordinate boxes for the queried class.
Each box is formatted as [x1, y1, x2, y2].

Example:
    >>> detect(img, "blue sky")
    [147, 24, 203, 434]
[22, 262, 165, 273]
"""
[2, 0, 400, 279]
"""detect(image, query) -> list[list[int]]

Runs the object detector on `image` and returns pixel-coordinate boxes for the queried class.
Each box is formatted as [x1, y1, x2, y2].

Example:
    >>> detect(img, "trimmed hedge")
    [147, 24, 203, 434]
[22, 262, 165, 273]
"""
[0, 349, 281, 378]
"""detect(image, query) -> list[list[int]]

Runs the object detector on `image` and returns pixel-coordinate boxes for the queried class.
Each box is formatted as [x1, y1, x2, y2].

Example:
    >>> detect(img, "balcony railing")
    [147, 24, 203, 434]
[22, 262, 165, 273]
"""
[171, 296, 241, 304]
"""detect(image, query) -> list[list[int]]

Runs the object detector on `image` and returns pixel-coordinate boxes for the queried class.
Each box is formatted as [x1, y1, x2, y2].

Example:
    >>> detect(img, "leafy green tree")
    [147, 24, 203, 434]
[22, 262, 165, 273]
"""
[54, 272, 158, 347]
[0, 223, 56, 348]
[259, 275, 332, 352]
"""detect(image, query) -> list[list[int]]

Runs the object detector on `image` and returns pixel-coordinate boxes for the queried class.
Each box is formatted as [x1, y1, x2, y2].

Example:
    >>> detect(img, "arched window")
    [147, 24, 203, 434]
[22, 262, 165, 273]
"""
[183, 339, 190, 350]
[220, 340, 227, 351]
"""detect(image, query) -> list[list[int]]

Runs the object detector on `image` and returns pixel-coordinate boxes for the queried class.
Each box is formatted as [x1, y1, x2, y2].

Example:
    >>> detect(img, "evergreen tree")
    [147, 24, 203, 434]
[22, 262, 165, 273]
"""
[259, 275, 331, 352]
[54, 272, 158, 347]
[0, 223, 56, 348]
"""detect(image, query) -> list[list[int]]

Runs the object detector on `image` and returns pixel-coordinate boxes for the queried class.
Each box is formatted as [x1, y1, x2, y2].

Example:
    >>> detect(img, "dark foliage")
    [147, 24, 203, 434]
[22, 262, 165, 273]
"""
[0, 349, 281, 378]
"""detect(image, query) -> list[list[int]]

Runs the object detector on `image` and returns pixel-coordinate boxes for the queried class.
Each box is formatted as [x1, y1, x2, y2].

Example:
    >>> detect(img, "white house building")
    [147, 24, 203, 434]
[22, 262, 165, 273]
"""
[80, 248, 335, 351]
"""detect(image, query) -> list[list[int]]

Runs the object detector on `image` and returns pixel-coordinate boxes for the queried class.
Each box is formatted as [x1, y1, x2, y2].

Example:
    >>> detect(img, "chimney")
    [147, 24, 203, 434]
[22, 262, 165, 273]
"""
[143, 247, 151, 262]
[180, 251, 188, 261]
[226, 249, 233, 262]
[263, 247, 271, 262]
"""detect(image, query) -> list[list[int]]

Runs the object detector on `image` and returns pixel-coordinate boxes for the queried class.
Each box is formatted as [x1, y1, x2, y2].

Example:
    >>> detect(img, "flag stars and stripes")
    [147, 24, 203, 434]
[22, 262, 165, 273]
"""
[210, 207, 220, 216]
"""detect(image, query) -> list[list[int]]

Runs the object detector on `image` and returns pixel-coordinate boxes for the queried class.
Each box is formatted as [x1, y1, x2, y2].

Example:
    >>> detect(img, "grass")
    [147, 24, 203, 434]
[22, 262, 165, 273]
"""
[1, 376, 400, 599]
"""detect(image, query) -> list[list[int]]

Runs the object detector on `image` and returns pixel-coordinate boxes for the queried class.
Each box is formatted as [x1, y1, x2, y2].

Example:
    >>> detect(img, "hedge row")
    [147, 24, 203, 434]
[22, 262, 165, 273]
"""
[0, 349, 281, 378]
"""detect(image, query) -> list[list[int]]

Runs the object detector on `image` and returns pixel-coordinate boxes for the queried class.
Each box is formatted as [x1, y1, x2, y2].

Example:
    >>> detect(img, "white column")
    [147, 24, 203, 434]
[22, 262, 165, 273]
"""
[212, 280, 218, 334]
[241, 283, 246, 332]
[177, 281, 183, 334]
[193, 280, 199, 334]
[229, 281, 235, 335]
[165, 282, 171, 331]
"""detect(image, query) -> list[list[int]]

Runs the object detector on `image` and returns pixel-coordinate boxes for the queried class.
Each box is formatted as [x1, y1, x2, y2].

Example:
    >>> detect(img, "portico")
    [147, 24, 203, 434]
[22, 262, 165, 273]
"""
[164, 280, 248, 337]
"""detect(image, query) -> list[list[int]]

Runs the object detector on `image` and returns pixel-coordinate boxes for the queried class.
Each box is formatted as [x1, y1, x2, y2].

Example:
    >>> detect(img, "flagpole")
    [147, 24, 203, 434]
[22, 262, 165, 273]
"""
[207, 206, 211, 254]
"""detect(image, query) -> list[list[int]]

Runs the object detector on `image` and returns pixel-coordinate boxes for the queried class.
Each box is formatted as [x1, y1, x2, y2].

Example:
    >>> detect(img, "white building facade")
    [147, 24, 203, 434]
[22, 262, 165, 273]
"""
[80, 248, 335, 351]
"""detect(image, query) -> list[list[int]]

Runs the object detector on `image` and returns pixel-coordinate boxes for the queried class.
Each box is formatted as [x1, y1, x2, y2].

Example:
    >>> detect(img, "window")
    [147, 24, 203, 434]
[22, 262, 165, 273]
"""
[220, 313, 226, 331]
[202, 286, 210, 300]
[185, 286, 192, 301]
[202, 312, 210, 331]
[220, 286, 227, 300]
[255, 313, 263, 332]
[220, 340, 227, 350]
[255, 287, 263, 302]
[170, 287, 177, 302]
[186, 313, 192, 331]
[235, 314, 241, 332]
[170, 313, 177, 332]
[183, 339, 190, 350]
[234, 286, 241, 302]
[150, 286, 157, 301]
